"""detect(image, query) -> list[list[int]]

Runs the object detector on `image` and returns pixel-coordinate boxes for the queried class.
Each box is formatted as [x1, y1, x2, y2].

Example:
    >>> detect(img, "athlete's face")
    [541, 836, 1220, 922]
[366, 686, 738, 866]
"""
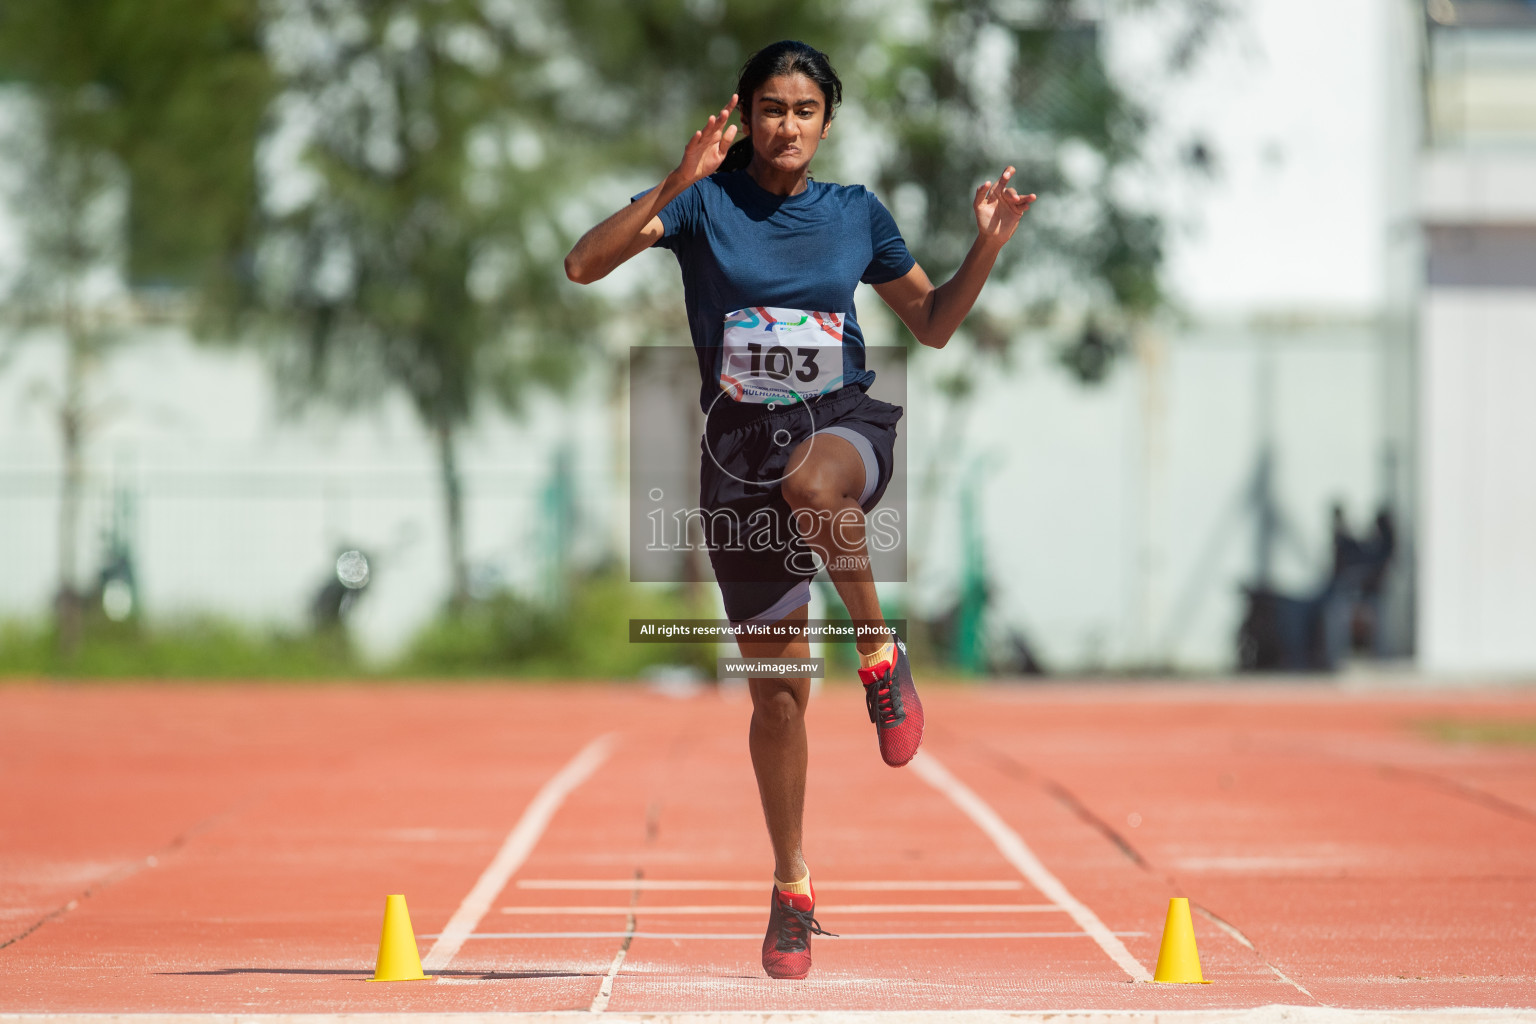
[745, 73, 831, 175]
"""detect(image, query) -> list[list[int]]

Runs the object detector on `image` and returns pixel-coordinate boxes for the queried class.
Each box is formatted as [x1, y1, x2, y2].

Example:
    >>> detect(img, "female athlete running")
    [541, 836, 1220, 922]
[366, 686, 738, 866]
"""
[565, 40, 1033, 980]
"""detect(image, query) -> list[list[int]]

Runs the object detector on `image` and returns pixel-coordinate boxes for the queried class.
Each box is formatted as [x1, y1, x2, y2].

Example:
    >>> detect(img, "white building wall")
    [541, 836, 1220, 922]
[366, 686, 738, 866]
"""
[1419, 289, 1536, 673]
[1412, 3, 1536, 674]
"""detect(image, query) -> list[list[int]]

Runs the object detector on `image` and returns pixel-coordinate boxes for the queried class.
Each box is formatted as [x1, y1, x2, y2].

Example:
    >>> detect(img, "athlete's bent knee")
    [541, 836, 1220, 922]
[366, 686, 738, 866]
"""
[750, 683, 805, 732]
[782, 463, 849, 514]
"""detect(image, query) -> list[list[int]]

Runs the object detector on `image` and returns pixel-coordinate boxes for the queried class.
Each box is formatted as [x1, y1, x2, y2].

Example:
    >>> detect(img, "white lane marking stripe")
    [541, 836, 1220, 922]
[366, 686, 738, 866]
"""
[421, 733, 617, 971]
[911, 752, 1154, 983]
[587, 908, 635, 1014]
[1195, 903, 1315, 999]
[516, 879, 1026, 891]
[499, 904, 1062, 915]
[424, 930, 1146, 940]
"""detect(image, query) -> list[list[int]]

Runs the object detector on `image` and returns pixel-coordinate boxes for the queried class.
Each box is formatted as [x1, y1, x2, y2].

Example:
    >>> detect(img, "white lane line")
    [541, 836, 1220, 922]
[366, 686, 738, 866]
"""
[425, 930, 1146, 941]
[516, 879, 1025, 891]
[1195, 903, 1316, 999]
[500, 903, 1062, 915]
[589, 872, 642, 1014]
[587, 909, 635, 1013]
[421, 733, 617, 971]
[911, 752, 1154, 983]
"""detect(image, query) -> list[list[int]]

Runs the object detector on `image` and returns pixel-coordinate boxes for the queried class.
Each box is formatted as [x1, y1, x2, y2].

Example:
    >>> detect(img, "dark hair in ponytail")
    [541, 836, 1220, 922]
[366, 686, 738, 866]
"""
[720, 40, 842, 173]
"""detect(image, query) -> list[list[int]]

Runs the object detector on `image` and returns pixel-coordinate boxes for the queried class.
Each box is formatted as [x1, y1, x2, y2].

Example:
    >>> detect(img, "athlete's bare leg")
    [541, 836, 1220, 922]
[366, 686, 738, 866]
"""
[738, 602, 811, 883]
[782, 434, 886, 659]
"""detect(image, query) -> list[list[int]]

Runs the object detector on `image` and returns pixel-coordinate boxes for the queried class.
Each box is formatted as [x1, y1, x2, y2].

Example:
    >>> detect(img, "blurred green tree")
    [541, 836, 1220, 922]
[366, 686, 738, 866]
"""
[857, 0, 1227, 360]
[556, 2, 856, 167]
[249, 0, 594, 609]
[846, 0, 1227, 627]
[0, 0, 270, 652]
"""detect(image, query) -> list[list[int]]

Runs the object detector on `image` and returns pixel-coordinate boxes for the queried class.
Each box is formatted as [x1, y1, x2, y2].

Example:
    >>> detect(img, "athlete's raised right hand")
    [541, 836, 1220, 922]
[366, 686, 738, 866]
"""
[565, 96, 739, 284]
[674, 96, 740, 185]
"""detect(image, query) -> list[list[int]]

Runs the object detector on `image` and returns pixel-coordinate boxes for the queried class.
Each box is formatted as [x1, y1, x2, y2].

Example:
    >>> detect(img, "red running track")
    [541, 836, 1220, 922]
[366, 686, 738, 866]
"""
[1, 681, 1535, 1013]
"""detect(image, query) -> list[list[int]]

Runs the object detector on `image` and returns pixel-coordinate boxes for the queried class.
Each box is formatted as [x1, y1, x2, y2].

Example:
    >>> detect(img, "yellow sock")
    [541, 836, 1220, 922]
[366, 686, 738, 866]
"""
[860, 641, 896, 670]
[774, 870, 811, 896]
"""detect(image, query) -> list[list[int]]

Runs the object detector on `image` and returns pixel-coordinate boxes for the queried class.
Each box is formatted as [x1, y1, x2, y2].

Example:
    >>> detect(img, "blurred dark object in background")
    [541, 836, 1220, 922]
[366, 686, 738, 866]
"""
[1237, 504, 1396, 672]
[1058, 320, 1126, 386]
[93, 487, 140, 624]
[312, 547, 369, 632]
[1353, 509, 1396, 654]
[919, 597, 1049, 678]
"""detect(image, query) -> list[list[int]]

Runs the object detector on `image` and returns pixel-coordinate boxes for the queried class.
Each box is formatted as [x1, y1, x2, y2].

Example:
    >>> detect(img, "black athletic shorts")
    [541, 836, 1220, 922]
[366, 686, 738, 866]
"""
[698, 385, 903, 624]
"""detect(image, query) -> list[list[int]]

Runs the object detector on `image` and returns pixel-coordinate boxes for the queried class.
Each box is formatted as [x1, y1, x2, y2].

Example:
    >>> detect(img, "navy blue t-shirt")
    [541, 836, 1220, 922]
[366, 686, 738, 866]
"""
[643, 170, 915, 412]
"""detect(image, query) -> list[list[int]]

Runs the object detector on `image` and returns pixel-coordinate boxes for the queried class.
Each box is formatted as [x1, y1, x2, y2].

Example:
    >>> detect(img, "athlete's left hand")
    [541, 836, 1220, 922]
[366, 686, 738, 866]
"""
[974, 166, 1035, 247]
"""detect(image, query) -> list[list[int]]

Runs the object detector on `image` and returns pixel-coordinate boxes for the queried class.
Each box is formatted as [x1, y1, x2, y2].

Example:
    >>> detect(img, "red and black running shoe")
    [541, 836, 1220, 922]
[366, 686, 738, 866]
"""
[761, 885, 835, 980]
[858, 640, 924, 767]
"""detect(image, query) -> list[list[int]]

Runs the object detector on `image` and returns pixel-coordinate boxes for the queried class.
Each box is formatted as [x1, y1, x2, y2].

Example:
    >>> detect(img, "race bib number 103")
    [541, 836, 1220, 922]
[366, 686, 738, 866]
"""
[720, 307, 847, 405]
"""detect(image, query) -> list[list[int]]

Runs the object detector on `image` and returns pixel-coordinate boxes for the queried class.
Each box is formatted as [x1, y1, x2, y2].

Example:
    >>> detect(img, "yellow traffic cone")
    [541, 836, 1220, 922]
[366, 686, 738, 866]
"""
[1152, 897, 1209, 983]
[370, 894, 429, 981]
